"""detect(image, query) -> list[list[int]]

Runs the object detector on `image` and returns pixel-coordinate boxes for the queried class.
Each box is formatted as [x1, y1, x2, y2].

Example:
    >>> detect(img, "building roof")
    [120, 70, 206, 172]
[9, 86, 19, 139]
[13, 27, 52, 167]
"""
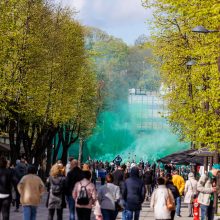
[157, 149, 204, 165]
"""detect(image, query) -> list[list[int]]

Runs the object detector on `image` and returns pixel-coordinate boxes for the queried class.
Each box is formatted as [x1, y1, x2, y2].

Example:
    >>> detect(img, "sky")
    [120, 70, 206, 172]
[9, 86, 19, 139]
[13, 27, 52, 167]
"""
[56, 0, 152, 45]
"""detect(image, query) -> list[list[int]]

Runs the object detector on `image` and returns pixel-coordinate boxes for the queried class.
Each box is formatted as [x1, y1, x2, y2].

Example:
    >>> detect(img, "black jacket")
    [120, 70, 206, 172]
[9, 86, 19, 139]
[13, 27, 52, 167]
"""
[166, 181, 180, 200]
[65, 167, 83, 196]
[0, 168, 17, 195]
[122, 167, 146, 211]
[113, 169, 124, 187]
[143, 170, 153, 185]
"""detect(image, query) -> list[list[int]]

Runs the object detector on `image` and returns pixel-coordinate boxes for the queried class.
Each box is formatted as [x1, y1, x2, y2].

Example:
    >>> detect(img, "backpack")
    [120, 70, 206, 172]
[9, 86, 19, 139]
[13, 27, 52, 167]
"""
[50, 177, 63, 196]
[77, 182, 90, 205]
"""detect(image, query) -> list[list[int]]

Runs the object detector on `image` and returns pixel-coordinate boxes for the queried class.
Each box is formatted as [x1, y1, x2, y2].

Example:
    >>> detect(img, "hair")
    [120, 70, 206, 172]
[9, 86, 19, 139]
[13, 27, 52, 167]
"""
[28, 165, 37, 174]
[173, 170, 179, 174]
[83, 170, 92, 180]
[0, 156, 7, 168]
[56, 160, 63, 165]
[106, 173, 114, 183]
[68, 157, 74, 162]
[121, 164, 126, 171]
[165, 173, 172, 181]
[70, 159, 78, 169]
[50, 163, 64, 177]
[157, 177, 165, 185]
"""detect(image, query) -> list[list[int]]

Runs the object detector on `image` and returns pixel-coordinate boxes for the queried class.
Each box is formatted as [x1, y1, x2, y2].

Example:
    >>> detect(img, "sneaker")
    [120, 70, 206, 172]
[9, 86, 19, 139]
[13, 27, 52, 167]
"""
[177, 215, 182, 217]
[14, 209, 19, 212]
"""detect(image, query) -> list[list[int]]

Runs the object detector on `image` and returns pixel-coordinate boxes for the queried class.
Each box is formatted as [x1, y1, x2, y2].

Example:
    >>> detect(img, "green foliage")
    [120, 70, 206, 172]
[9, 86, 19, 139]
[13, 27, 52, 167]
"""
[0, 0, 98, 162]
[143, 0, 220, 149]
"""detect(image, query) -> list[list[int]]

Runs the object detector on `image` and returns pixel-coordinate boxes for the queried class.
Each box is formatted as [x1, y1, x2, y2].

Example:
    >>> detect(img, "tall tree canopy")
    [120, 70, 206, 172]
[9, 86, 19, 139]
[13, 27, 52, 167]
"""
[143, 0, 220, 149]
[0, 0, 98, 164]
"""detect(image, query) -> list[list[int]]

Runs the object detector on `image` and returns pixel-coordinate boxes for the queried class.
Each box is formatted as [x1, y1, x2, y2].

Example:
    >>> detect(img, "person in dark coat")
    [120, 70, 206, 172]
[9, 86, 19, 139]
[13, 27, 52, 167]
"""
[0, 157, 17, 220]
[14, 158, 28, 212]
[65, 160, 83, 220]
[165, 173, 180, 220]
[112, 164, 124, 188]
[122, 166, 146, 220]
[143, 168, 153, 201]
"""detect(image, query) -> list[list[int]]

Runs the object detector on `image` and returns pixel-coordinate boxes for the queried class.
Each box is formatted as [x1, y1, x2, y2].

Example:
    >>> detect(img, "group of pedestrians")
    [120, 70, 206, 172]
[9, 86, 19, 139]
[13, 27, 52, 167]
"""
[150, 164, 220, 220]
[0, 154, 220, 220]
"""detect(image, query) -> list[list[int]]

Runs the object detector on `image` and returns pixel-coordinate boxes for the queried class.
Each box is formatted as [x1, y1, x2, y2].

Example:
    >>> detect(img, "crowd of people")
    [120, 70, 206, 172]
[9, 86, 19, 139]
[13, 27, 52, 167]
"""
[0, 155, 220, 220]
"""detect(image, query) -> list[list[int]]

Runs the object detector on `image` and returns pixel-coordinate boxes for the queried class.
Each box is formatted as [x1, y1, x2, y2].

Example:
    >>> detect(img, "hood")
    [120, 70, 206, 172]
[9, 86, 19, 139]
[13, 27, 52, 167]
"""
[188, 172, 195, 179]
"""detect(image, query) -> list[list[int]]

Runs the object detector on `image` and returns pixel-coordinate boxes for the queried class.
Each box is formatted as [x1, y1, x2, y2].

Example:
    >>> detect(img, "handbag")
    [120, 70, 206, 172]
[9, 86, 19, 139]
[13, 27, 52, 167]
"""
[115, 201, 123, 212]
[166, 189, 175, 211]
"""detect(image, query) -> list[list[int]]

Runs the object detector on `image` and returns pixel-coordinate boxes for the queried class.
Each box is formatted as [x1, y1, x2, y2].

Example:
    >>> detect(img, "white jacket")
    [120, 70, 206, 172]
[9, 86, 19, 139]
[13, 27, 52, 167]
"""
[184, 177, 197, 204]
[151, 185, 174, 219]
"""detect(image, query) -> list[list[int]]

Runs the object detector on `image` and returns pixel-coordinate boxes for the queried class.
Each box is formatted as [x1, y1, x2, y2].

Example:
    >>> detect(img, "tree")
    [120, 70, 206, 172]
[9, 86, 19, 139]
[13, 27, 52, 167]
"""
[143, 0, 220, 149]
[0, 1, 98, 165]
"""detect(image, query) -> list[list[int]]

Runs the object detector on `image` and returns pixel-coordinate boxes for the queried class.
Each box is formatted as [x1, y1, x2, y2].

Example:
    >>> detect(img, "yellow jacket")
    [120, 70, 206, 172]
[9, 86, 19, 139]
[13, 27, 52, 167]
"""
[172, 174, 185, 196]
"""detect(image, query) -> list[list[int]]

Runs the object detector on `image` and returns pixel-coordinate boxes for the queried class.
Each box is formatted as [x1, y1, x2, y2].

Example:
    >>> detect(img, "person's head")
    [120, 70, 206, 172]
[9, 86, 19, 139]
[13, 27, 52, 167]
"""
[28, 165, 37, 174]
[50, 163, 64, 177]
[130, 166, 139, 177]
[173, 170, 179, 175]
[121, 164, 126, 171]
[56, 160, 63, 166]
[157, 177, 165, 185]
[82, 163, 90, 171]
[0, 156, 7, 168]
[106, 173, 114, 183]
[165, 173, 172, 182]
[188, 172, 194, 179]
[70, 159, 78, 169]
[160, 169, 165, 177]
[211, 164, 220, 177]
[68, 157, 74, 162]
[83, 170, 92, 180]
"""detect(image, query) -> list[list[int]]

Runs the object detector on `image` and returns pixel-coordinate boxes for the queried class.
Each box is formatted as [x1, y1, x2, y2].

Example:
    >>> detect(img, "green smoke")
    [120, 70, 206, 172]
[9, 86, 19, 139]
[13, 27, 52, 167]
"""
[85, 98, 189, 162]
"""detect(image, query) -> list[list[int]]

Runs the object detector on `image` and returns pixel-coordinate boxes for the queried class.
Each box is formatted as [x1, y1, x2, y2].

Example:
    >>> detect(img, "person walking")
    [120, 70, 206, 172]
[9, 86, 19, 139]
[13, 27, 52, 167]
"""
[98, 173, 120, 220]
[197, 164, 220, 220]
[14, 157, 28, 212]
[172, 170, 185, 217]
[0, 156, 17, 220]
[65, 159, 83, 220]
[112, 163, 124, 188]
[47, 163, 66, 220]
[98, 165, 107, 185]
[184, 172, 197, 217]
[165, 173, 180, 220]
[143, 167, 153, 201]
[73, 170, 102, 220]
[122, 166, 146, 220]
[17, 165, 45, 220]
[151, 177, 175, 220]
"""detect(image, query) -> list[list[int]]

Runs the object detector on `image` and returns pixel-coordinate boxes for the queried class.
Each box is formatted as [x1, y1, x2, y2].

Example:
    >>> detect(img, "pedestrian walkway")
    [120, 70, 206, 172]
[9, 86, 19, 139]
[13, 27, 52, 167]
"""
[10, 198, 191, 220]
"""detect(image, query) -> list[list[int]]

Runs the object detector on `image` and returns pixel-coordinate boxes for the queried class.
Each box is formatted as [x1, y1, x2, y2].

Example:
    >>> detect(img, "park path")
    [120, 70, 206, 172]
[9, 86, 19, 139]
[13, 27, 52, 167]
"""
[10, 181, 190, 220]
[10, 197, 190, 220]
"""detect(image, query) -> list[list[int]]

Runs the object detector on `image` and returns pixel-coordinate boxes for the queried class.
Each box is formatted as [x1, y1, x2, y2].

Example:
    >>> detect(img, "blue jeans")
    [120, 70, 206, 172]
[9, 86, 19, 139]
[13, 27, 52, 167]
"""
[124, 210, 140, 220]
[122, 210, 126, 220]
[23, 206, 37, 220]
[201, 203, 214, 220]
[66, 195, 75, 220]
[175, 197, 181, 216]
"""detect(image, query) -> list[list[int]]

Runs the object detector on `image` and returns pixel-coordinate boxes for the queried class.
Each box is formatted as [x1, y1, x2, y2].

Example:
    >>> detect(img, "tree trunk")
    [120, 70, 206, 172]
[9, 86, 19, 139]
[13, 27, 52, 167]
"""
[78, 138, 83, 166]
[9, 120, 20, 165]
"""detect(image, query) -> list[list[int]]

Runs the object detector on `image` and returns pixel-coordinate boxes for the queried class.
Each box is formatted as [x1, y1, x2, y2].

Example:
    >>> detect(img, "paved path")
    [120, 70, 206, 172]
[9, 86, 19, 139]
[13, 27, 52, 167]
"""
[10, 198, 191, 220]
[10, 181, 192, 220]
